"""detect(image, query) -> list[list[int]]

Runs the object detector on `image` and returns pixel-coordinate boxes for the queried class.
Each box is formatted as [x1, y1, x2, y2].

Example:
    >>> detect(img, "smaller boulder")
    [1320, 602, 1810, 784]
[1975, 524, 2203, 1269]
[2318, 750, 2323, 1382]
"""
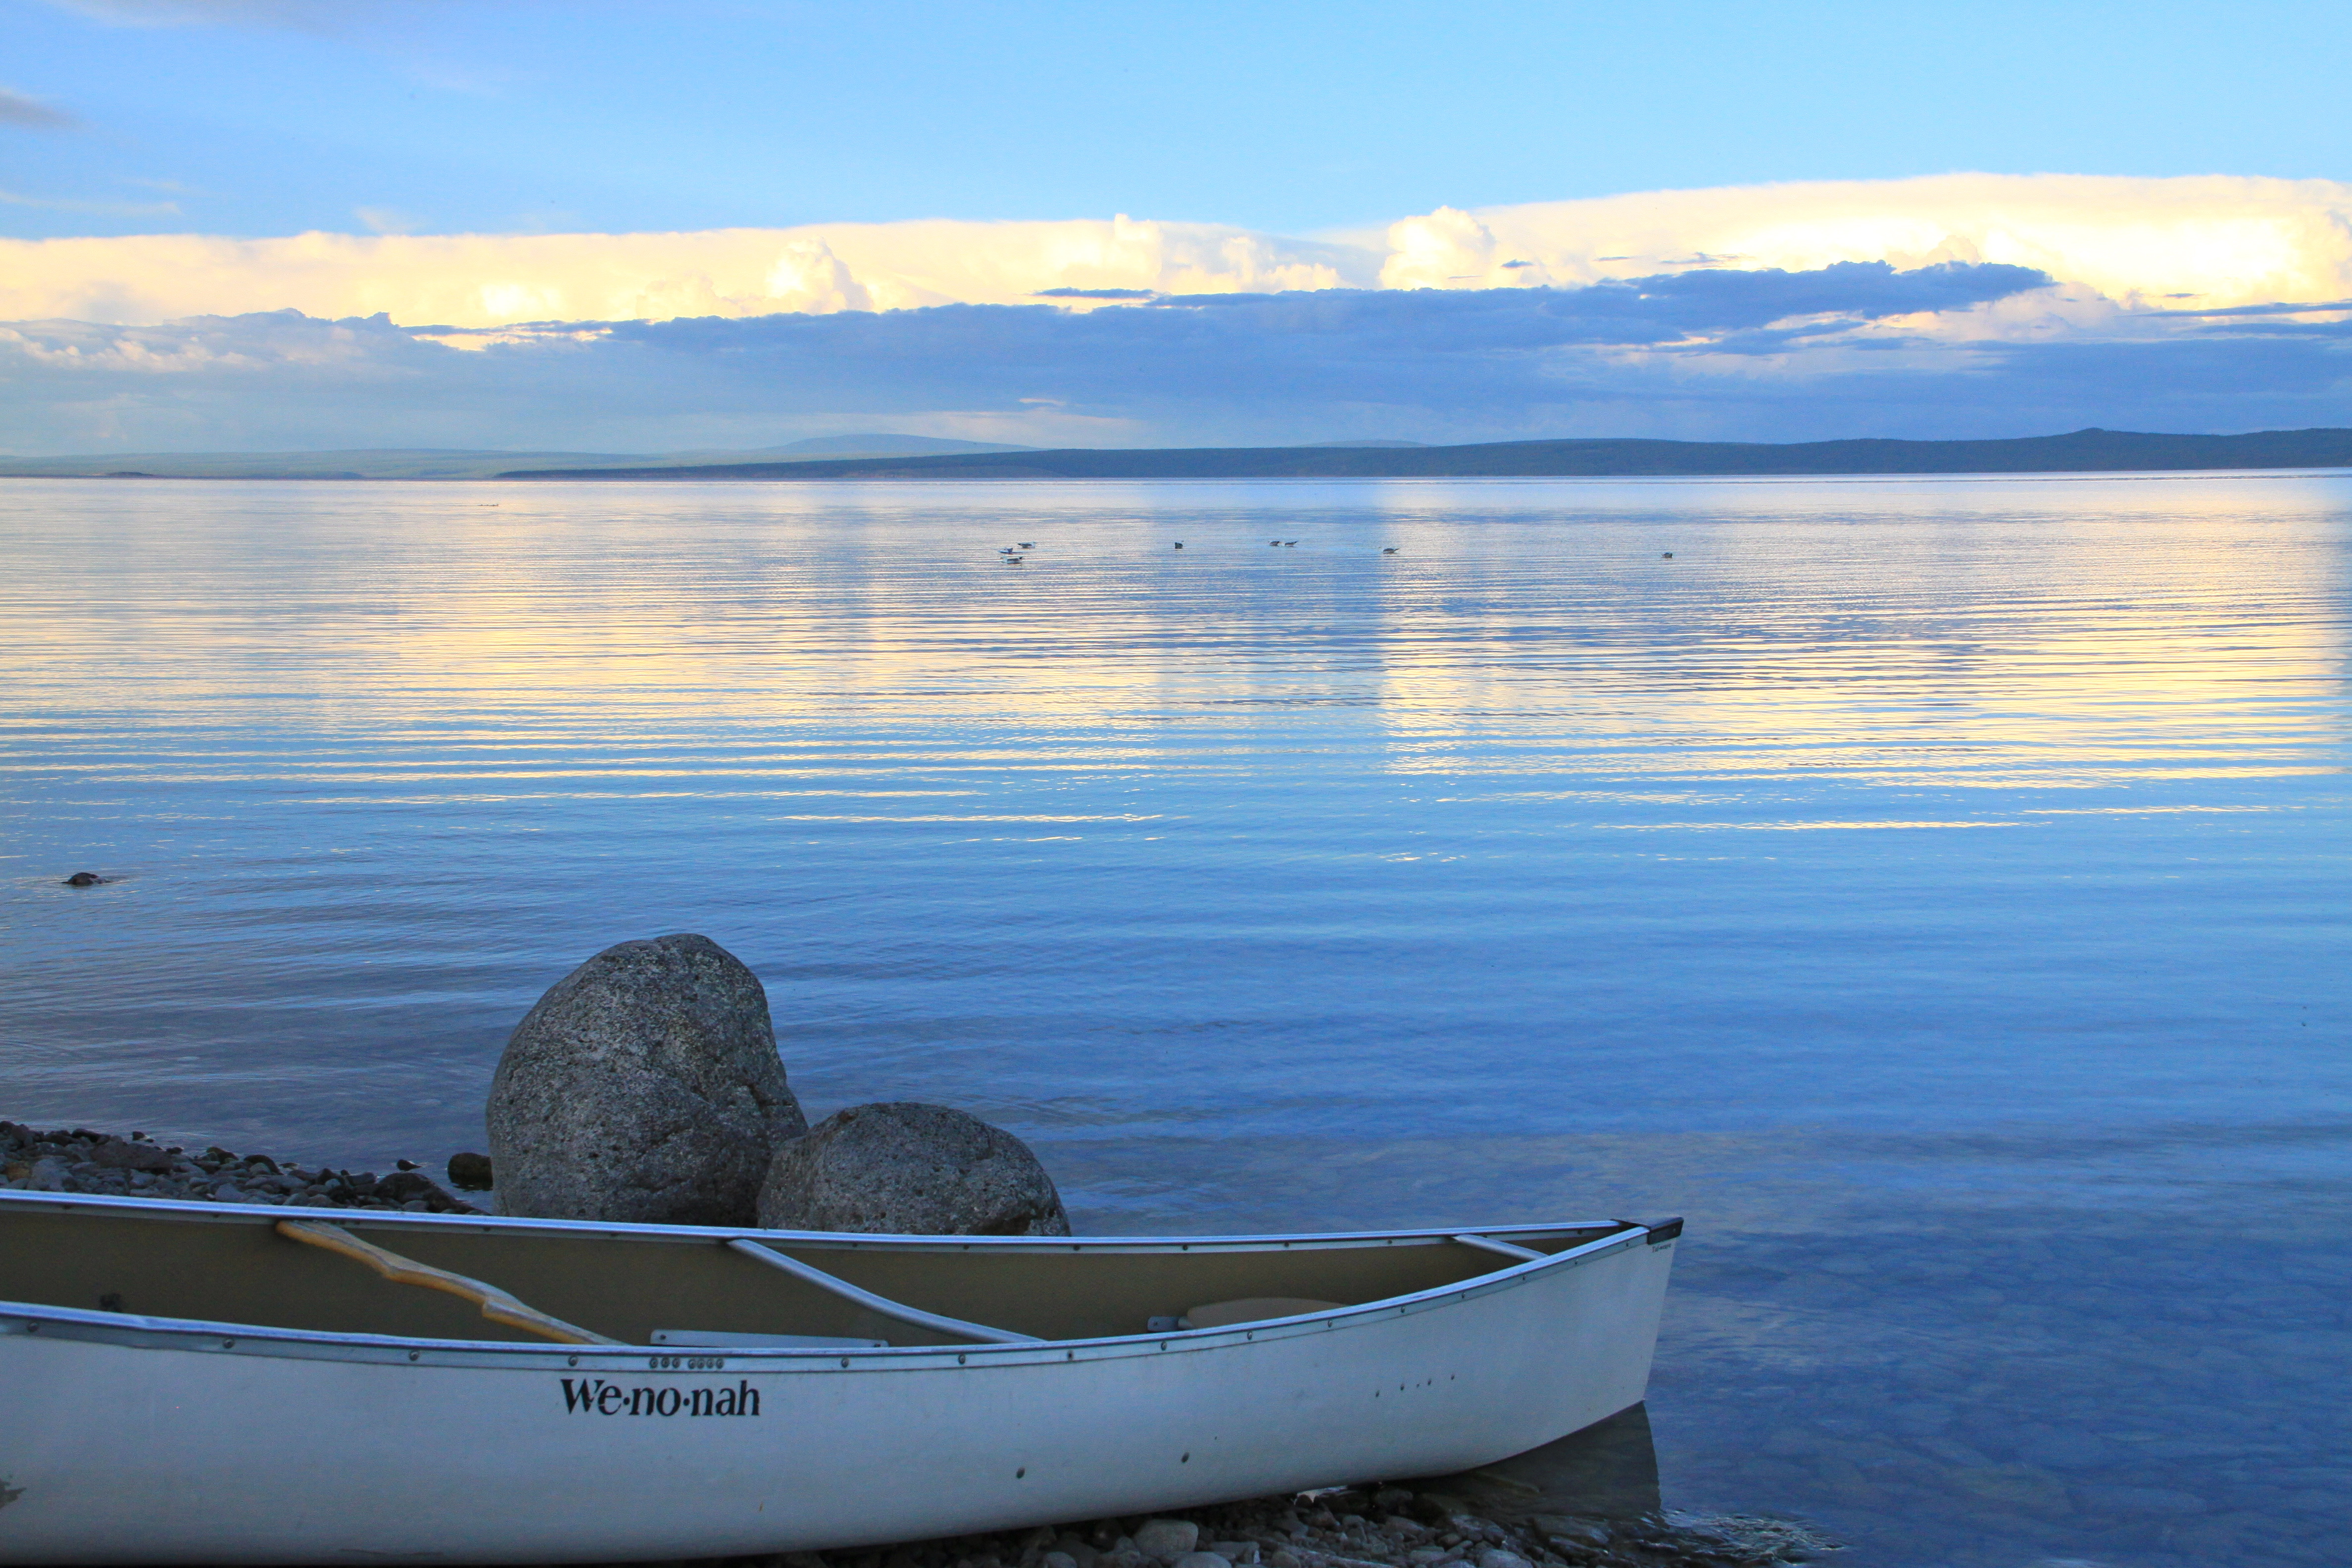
[757, 1102, 1070, 1236]
[446, 1151, 494, 1191]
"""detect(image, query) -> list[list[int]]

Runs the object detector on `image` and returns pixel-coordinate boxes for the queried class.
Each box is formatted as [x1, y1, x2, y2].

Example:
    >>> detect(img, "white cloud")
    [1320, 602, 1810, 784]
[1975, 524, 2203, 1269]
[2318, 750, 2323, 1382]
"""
[7, 175, 2352, 335]
[0, 87, 79, 129]
[1384, 174, 2352, 312]
[4, 175, 2351, 456]
[0, 215, 1371, 327]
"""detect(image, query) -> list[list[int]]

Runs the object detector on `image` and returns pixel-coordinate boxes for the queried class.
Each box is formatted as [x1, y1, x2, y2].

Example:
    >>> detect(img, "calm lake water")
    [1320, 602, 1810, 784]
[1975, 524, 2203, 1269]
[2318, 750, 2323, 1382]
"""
[3, 474, 2348, 1566]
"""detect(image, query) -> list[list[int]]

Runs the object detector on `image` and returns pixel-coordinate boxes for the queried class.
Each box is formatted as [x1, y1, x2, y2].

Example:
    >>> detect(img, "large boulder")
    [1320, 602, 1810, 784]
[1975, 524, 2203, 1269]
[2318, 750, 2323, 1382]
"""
[488, 933, 807, 1225]
[757, 1102, 1071, 1236]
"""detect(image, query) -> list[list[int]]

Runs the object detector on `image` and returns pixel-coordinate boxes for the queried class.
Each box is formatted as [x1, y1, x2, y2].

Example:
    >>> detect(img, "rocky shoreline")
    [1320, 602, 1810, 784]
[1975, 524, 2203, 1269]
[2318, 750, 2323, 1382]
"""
[659, 1483, 1835, 1568]
[0, 1120, 484, 1213]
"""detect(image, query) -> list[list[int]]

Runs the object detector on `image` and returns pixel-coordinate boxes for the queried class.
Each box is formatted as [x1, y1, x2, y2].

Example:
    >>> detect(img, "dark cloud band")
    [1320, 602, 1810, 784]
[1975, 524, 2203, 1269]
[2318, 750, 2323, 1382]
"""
[4, 261, 2349, 452]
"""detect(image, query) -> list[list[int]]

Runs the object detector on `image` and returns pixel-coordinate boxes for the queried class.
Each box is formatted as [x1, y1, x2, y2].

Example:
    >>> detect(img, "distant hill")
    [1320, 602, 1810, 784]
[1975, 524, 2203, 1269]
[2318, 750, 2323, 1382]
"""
[14, 429, 2349, 483]
[499, 428, 2352, 482]
[0, 434, 1033, 480]
[750, 434, 1035, 457]
[0, 448, 642, 480]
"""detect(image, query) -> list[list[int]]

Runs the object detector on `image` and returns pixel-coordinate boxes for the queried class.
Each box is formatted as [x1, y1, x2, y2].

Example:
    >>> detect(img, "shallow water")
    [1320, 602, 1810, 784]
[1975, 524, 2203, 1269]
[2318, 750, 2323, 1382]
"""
[2, 473, 2348, 1566]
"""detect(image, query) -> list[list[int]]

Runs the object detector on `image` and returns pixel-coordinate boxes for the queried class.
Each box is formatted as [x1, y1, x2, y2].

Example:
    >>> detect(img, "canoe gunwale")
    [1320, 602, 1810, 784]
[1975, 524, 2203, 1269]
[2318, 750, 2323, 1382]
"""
[0, 1191, 1674, 1369]
[0, 1189, 1638, 1252]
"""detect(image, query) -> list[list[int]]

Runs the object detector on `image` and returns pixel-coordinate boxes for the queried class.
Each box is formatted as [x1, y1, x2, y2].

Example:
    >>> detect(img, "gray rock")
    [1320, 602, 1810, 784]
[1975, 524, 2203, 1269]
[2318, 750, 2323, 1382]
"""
[1130, 1520, 1199, 1563]
[756, 1101, 1070, 1236]
[487, 933, 807, 1225]
[1044, 1554, 1079, 1568]
[92, 1137, 171, 1172]
[1530, 1517, 1609, 1549]
[27, 1157, 68, 1191]
[1171, 1555, 1230, 1568]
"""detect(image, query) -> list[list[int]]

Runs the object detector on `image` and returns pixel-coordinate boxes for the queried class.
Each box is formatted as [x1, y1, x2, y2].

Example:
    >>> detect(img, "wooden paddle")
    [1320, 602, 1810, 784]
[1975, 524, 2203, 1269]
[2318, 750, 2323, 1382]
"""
[277, 1219, 623, 1346]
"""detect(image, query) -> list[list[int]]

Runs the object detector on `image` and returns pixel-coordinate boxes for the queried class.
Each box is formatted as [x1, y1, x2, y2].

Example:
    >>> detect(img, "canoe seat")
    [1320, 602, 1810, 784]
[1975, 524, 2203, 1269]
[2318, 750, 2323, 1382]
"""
[1183, 1296, 1345, 1329]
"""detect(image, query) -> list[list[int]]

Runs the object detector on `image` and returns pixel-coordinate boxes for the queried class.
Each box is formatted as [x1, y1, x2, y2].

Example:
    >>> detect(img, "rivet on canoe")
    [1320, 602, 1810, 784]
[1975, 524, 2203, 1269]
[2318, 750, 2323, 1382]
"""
[568, 1355, 578, 1366]
[1180, 1453, 1190, 1463]
[1016, 1468, 1027, 1478]
[958, 1354, 967, 1364]
[222, 1339, 236, 1349]
[840, 1358, 850, 1368]
[409, 1350, 421, 1362]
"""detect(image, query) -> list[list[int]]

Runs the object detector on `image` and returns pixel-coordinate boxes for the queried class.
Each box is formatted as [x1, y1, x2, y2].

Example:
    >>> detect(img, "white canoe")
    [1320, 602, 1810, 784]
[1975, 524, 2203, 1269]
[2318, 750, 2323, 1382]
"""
[0, 1190, 1679, 1565]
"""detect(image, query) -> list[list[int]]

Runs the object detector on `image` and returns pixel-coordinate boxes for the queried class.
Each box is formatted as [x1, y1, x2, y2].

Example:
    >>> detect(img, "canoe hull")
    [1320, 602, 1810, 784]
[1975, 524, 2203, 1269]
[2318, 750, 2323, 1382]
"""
[0, 1215, 1674, 1564]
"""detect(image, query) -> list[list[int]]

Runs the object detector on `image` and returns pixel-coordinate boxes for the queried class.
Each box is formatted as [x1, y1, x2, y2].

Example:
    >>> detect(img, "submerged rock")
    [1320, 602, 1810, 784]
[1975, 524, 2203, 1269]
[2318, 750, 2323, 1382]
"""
[757, 1101, 1071, 1236]
[445, 1151, 493, 1191]
[488, 932, 807, 1225]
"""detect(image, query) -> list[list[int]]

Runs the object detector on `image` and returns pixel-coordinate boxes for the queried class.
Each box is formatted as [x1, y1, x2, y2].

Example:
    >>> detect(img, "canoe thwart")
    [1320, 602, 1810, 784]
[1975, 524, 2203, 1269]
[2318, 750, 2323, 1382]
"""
[727, 1238, 1044, 1346]
[276, 1219, 624, 1346]
[1451, 1232, 1548, 1263]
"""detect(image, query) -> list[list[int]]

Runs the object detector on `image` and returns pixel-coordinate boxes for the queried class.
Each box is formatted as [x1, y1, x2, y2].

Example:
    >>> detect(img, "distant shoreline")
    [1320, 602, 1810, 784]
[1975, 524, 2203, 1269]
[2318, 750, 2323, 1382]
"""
[7, 426, 2352, 483]
[497, 427, 2352, 482]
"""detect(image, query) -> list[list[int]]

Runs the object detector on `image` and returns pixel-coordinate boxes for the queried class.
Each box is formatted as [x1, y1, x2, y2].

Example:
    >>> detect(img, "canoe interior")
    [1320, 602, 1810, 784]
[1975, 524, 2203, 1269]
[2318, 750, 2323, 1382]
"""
[0, 1201, 1636, 1347]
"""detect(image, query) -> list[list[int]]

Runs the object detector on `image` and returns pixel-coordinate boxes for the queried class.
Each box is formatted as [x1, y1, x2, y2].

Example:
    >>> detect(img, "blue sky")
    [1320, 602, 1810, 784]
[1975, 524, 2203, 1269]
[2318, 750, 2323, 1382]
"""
[9, 0, 2350, 239]
[5, 1, 2351, 453]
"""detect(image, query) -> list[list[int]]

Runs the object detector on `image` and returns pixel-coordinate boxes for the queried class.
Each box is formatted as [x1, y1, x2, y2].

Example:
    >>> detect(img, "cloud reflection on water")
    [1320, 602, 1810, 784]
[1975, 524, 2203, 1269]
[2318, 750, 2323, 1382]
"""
[1, 473, 2347, 1565]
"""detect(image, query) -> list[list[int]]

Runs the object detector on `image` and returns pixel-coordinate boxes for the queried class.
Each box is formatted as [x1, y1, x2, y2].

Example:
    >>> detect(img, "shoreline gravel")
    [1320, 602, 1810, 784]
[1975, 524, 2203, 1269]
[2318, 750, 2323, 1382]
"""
[1, 1120, 484, 1212]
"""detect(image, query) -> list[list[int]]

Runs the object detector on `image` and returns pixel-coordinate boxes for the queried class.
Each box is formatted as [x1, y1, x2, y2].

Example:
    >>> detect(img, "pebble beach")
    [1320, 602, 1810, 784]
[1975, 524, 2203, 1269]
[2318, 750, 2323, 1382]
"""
[1, 1120, 484, 1214]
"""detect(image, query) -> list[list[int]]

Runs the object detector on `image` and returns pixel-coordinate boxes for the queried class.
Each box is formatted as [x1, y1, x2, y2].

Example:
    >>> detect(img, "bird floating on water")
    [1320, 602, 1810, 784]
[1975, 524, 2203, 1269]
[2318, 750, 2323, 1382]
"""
[1017, 542, 1035, 549]
[1283, 540, 1299, 547]
[1173, 542, 1184, 549]
[1382, 547, 1399, 554]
